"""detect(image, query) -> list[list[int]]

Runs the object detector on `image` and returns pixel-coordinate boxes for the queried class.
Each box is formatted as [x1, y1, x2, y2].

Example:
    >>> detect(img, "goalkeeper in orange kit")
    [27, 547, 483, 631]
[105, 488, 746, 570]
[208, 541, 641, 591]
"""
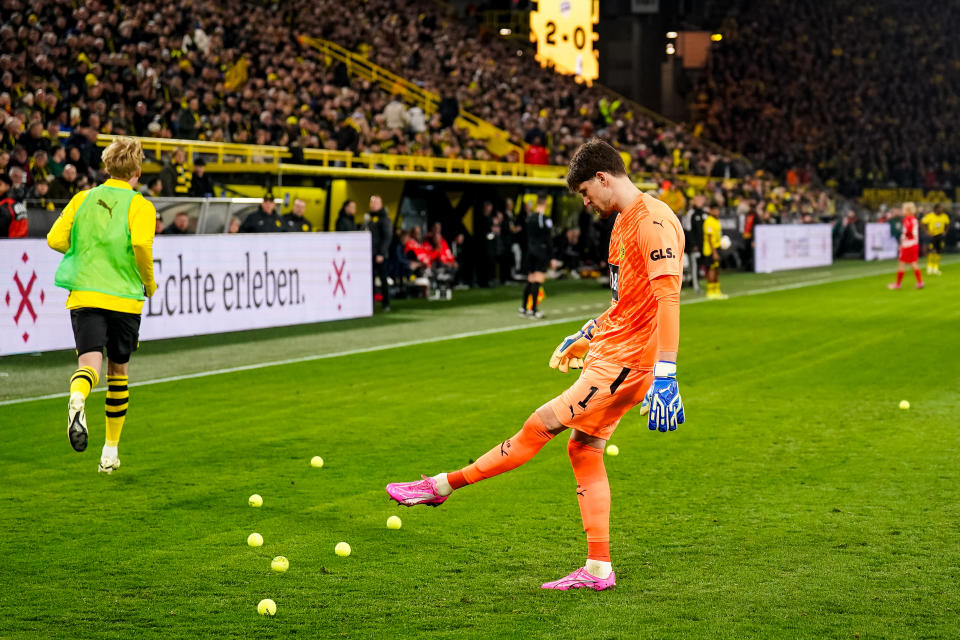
[386, 139, 685, 591]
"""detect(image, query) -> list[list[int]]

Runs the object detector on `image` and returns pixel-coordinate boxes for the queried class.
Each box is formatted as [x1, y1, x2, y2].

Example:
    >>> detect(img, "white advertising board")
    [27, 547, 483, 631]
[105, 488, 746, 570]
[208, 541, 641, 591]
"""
[0, 233, 372, 356]
[865, 222, 899, 261]
[754, 224, 833, 273]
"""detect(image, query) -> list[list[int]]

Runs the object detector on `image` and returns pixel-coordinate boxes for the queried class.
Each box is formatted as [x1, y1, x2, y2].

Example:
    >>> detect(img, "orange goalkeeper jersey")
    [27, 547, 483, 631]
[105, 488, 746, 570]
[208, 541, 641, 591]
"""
[588, 193, 685, 371]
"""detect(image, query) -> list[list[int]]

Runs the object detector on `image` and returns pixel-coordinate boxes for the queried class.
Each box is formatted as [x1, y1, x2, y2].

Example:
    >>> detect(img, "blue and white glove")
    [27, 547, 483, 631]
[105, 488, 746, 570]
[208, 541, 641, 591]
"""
[643, 361, 685, 432]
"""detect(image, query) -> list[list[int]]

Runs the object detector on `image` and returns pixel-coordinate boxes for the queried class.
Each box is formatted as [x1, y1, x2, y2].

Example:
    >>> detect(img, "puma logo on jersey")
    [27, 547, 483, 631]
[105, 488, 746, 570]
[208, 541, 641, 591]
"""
[97, 199, 114, 217]
[649, 247, 675, 261]
[653, 219, 664, 227]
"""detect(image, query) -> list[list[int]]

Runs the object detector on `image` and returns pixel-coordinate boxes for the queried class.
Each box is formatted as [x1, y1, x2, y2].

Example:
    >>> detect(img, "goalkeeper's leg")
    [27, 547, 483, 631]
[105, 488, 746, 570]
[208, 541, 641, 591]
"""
[444, 408, 560, 491]
[386, 408, 564, 506]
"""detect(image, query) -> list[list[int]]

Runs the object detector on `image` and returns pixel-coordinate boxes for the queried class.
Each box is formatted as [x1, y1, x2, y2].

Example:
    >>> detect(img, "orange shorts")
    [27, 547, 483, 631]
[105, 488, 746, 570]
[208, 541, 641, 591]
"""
[547, 357, 653, 440]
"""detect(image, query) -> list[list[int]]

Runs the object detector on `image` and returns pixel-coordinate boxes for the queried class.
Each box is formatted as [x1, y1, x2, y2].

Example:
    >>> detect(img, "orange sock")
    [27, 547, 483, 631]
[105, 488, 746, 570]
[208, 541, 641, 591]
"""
[447, 413, 554, 489]
[568, 439, 610, 562]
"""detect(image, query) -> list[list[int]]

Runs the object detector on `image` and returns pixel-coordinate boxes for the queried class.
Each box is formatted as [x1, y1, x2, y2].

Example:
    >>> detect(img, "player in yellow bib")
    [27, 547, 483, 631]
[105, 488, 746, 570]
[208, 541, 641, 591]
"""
[701, 204, 726, 299]
[47, 137, 158, 474]
[921, 206, 950, 275]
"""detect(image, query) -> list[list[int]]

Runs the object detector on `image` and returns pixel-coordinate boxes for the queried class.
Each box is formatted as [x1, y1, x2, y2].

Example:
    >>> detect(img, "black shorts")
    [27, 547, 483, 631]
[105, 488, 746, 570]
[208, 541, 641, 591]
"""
[525, 252, 550, 273]
[70, 308, 142, 364]
[699, 253, 719, 270]
[929, 236, 945, 253]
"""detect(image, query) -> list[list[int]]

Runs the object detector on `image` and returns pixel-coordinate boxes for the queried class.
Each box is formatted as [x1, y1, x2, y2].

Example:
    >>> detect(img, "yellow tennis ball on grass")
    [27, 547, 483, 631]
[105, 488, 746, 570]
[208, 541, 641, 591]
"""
[247, 533, 263, 547]
[335, 542, 351, 557]
[271, 556, 289, 573]
[257, 598, 276, 616]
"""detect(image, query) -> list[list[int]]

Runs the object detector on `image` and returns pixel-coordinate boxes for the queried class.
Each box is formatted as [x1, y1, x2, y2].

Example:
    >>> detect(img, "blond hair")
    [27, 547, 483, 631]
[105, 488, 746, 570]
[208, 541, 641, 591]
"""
[101, 136, 144, 180]
[902, 202, 916, 214]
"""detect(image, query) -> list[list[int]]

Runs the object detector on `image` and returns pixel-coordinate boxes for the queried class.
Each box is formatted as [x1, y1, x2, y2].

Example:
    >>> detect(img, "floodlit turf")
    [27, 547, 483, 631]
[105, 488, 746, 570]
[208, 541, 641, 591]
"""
[1, 263, 958, 639]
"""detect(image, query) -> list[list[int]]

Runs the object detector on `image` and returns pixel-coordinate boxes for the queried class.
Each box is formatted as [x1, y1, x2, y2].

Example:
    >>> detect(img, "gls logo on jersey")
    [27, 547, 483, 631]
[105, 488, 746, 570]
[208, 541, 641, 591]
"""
[609, 264, 620, 301]
[649, 247, 675, 261]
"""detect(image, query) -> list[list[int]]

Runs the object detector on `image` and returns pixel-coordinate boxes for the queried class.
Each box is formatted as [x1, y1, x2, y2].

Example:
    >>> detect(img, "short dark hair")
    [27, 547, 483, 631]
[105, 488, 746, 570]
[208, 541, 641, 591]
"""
[566, 138, 626, 192]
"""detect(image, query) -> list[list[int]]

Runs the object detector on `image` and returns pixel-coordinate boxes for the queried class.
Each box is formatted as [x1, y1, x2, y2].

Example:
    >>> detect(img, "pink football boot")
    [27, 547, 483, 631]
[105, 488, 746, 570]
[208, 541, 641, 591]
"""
[541, 567, 616, 591]
[386, 475, 449, 507]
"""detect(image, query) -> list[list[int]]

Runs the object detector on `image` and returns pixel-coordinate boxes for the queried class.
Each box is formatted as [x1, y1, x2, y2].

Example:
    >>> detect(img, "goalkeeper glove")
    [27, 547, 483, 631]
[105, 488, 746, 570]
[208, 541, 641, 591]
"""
[643, 361, 685, 432]
[548, 318, 598, 373]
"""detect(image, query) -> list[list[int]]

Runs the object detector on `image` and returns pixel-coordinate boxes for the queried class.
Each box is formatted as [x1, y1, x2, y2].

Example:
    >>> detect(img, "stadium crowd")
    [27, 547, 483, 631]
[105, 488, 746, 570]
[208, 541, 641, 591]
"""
[692, 0, 960, 194]
[1, 0, 730, 182]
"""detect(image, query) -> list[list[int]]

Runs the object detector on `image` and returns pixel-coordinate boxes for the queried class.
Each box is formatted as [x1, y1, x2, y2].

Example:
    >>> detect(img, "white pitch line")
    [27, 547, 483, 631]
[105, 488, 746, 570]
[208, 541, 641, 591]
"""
[0, 265, 913, 407]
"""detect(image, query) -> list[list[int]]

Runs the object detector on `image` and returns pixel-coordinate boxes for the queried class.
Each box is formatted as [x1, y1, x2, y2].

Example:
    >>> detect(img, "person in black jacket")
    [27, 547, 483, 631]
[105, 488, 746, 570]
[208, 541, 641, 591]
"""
[520, 195, 553, 319]
[188, 158, 215, 197]
[281, 198, 313, 232]
[240, 195, 283, 233]
[335, 200, 358, 231]
[366, 195, 393, 311]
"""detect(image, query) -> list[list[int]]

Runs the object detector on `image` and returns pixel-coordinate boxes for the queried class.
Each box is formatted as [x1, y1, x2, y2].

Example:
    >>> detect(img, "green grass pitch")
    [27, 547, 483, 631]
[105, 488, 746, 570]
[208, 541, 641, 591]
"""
[1, 261, 958, 639]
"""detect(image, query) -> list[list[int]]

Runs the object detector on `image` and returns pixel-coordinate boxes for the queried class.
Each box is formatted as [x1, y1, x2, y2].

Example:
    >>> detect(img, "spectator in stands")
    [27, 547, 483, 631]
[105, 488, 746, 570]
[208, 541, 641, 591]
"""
[189, 159, 214, 197]
[154, 213, 164, 235]
[30, 150, 51, 185]
[163, 211, 191, 235]
[366, 195, 393, 312]
[0, 172, 27, 238]
[282, 198, 313, 232]
[523, 136, 549, 165]
[240, 195, 284, 233]
[140, 177, 164, 199]
[27, 179, 56, 211]
[160, 148, 191, 197]
[228, 217, 242, 233]
[383, 96, 408, 131]
[19, 121, 48, 155]
[47, 146, 65, 178]
[48, 164, 78, 201]
[335, 200, 358, 231]
[177, 97, 201, 140]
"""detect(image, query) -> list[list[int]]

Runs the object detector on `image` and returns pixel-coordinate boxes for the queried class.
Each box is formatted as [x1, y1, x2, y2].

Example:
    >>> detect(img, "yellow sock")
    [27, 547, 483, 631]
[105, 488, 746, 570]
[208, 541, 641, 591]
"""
[70, 366, 99, 398]
[105, 375, 129, 447]
[935, 254, 941, 270]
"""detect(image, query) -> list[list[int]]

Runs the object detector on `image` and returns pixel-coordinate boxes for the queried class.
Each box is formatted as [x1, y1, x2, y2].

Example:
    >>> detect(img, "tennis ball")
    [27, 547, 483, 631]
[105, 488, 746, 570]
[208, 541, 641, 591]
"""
[335, 542, 351, 557]
[310, 456, 324, 468]
[606, 444, 619, 456]
[247, 532, 263, 547]
[248, 494, 263, 507]
[257, 598, 277, 616]
[271, 556, 289, 573]
[386, 516, 402, 530]
[899, 400, 910, 410]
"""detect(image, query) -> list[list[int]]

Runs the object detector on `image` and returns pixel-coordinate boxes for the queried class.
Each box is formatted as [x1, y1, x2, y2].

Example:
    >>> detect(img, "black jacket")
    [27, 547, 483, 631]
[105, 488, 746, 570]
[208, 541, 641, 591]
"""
[526, 212, 553, 257]
[335, 212, 357, 232]
[282, 213, 312, 232]
[240, 207, 284, 233]
[367, 207, 392, 257]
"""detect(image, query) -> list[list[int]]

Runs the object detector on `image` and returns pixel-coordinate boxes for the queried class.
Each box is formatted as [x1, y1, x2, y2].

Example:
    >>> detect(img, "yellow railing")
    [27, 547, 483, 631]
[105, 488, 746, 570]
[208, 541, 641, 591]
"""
[84, 133, 713, 190]
[298, 35, 522, 159]
[84, 133, 565, 180]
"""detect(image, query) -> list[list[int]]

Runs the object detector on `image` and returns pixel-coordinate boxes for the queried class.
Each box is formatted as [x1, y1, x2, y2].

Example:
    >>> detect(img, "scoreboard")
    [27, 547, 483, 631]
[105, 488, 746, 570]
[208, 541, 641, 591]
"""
[529, 0, 599, 85]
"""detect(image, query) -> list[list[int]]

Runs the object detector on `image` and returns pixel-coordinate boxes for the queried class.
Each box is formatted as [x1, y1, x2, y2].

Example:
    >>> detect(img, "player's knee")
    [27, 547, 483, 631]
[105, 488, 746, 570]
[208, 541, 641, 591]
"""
[523, 411, 557, 441]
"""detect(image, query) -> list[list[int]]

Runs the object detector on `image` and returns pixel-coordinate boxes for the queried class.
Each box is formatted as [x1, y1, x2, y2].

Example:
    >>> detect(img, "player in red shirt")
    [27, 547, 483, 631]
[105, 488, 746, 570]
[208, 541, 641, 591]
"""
[385, 139, 685, 591]
[888, 202, 924, 290]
